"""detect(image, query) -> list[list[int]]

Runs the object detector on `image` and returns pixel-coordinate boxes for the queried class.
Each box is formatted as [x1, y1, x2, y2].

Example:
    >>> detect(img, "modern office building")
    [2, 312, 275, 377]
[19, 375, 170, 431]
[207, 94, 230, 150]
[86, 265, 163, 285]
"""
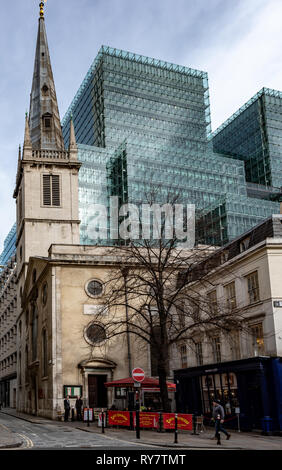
[62, 47, 281, 246]
[0, 223, 17, 269]
[212, 87, 282, 189]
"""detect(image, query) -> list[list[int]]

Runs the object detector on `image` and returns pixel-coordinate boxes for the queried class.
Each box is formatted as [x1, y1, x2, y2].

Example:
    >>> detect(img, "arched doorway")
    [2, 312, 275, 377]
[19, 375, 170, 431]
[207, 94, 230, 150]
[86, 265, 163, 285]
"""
[78, 358, 117, 408]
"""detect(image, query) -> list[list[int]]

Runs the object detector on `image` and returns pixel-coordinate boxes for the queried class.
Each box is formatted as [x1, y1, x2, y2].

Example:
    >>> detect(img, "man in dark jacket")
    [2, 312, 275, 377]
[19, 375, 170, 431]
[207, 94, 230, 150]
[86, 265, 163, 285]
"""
[64, 396, 71, 422]
[212, 400, 231, 445]
[75, 396, 83, 421]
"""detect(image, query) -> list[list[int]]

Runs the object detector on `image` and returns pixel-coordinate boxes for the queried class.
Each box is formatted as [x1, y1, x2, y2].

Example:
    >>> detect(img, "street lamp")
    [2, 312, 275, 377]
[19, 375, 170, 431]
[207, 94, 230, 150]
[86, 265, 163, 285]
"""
[121, 267, 132, 376]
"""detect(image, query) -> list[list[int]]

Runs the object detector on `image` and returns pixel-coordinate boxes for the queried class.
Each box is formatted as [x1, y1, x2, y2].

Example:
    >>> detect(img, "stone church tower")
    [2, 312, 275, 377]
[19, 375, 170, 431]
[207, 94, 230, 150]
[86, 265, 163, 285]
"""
[13, 3, 81, 300]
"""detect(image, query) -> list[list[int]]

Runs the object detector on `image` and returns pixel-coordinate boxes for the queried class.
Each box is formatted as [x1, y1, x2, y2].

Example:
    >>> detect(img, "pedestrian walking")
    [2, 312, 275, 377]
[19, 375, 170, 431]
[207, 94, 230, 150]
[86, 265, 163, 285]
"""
[212, 400, 231, 445]
[75, 396, 83, 421]
[64, 395, 71, 422]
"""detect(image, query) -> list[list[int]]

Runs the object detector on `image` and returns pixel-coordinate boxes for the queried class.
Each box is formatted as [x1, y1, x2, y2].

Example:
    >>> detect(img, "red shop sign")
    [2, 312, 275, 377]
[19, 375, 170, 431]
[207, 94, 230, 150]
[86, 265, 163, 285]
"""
[108, 411, 131, 426]
[163, 413, 192, 430]
[133, 412, 159, 428]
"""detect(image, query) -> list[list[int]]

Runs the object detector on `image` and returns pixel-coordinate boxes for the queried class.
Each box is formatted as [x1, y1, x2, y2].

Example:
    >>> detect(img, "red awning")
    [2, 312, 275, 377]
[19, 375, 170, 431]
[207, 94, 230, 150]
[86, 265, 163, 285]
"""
[104, 376, 176, 392]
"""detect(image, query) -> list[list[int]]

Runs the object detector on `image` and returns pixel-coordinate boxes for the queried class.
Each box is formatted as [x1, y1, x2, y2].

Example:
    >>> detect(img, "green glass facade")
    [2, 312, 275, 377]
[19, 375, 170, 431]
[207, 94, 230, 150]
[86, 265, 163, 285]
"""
[62, 46, 280, 246]
[212, 87, 282, 189]
[0, 223, 16, 269]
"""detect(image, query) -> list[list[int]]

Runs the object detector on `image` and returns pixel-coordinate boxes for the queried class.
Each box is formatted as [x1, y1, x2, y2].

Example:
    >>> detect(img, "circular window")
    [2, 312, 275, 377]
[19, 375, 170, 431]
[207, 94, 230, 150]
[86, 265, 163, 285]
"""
[85, 279, 103, 298]
[42, 282, 48, 306]
[84, 323, 106, 345]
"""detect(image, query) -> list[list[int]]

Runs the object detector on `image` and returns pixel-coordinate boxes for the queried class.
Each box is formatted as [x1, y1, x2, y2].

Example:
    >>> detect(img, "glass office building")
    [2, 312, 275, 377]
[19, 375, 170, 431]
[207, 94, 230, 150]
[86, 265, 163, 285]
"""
[212, 87, 282, 189]
[0, 224, 17, 269]
[60, 47, 280, 245]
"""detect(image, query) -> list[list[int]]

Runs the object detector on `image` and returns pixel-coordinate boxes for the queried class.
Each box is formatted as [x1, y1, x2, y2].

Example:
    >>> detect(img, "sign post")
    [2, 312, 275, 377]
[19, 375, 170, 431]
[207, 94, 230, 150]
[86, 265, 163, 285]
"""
[132, 367, 145, 440]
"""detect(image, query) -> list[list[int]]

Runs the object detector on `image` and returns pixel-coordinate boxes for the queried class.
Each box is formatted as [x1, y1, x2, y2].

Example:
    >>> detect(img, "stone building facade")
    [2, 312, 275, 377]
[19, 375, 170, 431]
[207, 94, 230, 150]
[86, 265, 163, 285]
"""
[174, 215, 282, 431]
[17, 245, 152, 418]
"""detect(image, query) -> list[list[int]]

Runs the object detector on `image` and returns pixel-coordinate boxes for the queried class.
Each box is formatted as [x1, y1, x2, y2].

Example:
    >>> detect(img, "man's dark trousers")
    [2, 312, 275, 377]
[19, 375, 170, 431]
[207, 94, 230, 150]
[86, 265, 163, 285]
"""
[215, 419, 229, 442]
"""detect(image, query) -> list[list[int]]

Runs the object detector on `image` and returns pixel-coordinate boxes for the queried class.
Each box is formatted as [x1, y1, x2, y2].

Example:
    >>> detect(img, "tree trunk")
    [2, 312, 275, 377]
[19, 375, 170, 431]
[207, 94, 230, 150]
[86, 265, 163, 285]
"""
[158, 346, 171, 412]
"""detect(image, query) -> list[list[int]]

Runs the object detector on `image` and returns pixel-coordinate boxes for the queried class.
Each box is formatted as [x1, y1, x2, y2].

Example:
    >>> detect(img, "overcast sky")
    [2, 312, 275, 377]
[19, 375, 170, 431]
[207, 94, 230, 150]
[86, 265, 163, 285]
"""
[1, 0, 282, 250]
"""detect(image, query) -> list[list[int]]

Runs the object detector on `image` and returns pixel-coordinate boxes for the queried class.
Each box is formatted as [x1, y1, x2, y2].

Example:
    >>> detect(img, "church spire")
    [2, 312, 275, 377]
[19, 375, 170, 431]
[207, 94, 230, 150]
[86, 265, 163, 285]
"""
[28, 2, 65, 151]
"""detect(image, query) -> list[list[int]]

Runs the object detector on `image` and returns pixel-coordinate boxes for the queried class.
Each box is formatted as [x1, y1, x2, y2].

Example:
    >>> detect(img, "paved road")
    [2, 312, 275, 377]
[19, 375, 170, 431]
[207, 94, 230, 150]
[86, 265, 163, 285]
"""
[0, 413, 161, 450]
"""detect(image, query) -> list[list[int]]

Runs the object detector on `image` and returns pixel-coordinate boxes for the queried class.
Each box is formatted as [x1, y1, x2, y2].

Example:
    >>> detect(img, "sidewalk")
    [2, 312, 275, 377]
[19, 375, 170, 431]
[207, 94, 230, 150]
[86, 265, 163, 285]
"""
[0, 420, 23, 449]
[1, 408, 282, 450]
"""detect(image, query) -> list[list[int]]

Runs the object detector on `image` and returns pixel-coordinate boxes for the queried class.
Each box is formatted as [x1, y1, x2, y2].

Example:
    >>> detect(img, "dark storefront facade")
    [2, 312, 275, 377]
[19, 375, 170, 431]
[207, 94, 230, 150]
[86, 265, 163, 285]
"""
[174, 357, 282, 433]
[0, 373, 17, 408]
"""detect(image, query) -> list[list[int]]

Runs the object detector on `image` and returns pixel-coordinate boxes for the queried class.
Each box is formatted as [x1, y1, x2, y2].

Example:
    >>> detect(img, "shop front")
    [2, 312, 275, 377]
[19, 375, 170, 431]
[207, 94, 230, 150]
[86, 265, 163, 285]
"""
[174, 357, 282, 433]
[105, 376, 176, 411]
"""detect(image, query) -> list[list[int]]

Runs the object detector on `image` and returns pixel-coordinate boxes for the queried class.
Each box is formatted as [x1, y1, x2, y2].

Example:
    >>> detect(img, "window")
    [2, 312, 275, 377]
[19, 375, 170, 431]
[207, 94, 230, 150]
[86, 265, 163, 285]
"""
[246, 271, 260, 304]
[207, 290, 217, 315]
[85, 279, 103, 298]
[225, 282, 237, 310]
[240, 236, 250, 253]
[250, 323, 264, 356]
[42, 174, 61, 207]
[212, 336, 221, 363]
[43, 113, 52, 129]
[42, 84, 49, 95]
[195, 342, 203, 366]
[84, 323, 106, 345]
[220, 250, 229, 264]
[42, 282, 48, 306]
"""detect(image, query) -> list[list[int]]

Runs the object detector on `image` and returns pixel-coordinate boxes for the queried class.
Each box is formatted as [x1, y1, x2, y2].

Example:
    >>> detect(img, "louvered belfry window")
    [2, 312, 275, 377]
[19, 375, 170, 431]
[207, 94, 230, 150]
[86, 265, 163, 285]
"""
[43, 174, 61, 206]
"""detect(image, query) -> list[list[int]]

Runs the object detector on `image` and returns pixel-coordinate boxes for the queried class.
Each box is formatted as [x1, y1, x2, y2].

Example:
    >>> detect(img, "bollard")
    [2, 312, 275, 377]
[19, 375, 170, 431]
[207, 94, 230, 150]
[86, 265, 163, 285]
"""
[102, 410, 105, 434]
[157, 412, 162, 433]
[71, 407, 75, 422]
[87, 409, 90, 427]
[192, 414, 199, 435]
[174, 413, 178, 444]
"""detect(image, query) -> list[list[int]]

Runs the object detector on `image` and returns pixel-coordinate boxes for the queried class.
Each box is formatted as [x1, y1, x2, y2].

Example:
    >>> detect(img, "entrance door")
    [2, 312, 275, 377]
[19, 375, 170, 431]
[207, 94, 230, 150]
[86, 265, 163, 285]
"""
[88, 375, 108, 408]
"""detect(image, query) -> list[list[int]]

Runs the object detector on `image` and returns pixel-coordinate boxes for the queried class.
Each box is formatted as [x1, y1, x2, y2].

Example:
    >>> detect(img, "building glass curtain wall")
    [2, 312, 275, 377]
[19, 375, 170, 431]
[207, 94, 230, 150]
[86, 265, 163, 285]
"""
[0, 224, 17, 269]
[212, 87, 282, 190]
[59, 48, 280, 246]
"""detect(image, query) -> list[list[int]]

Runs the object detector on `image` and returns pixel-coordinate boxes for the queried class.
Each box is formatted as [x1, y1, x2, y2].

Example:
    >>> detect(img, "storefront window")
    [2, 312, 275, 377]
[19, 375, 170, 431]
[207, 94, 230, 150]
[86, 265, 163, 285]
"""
[200, 372, 239, 415]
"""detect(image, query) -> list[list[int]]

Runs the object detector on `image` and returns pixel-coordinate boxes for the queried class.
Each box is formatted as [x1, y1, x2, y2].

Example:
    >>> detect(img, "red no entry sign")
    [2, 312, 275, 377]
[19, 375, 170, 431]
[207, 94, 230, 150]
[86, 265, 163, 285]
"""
[132, 367, 145, 382]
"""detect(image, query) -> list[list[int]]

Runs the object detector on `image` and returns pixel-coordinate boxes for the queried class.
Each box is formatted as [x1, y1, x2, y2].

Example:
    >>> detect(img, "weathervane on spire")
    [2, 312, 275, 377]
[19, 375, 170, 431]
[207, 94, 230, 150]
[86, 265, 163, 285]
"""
[39, 1, 47, 19]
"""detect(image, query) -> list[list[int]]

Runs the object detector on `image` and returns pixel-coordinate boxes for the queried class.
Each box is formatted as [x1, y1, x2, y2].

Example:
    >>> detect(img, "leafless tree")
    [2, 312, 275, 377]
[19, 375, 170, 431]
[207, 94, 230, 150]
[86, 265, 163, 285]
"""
[92, 190, 245, 412]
